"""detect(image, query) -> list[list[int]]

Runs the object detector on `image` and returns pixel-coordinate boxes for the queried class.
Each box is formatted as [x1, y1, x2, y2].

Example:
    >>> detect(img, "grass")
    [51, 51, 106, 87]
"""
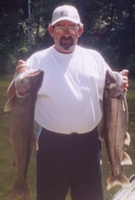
[0, 75, 135, 200]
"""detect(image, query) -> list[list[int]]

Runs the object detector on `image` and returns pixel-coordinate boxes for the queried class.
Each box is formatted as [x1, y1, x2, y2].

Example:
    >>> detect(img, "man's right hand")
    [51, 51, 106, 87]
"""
[15, 59, 28, 75]
[15, 60, 27, 75]
[7, 60, 28, 98]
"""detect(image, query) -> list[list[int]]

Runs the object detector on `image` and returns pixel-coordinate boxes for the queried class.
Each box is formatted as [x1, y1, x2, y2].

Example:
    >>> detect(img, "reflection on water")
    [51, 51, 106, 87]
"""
[0, 76, 135, 200]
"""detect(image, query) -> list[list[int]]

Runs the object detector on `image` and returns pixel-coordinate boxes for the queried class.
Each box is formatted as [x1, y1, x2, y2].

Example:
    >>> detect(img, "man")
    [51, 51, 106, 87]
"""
[14, 5, 128, 200]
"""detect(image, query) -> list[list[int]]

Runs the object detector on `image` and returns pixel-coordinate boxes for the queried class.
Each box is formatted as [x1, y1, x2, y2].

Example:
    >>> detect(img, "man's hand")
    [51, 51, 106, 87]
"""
[7, 60, 28, 98]
[120, 69, 129, 92]
[15, 59, 28, 75]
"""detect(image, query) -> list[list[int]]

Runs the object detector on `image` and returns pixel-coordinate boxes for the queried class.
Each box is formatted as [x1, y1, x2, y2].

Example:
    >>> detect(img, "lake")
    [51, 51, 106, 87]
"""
[0, 75, 135, 200]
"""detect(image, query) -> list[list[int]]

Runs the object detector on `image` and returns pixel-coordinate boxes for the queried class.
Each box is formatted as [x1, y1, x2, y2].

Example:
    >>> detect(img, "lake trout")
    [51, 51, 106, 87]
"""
[4, 69, 44, 200]
[103, 70, 132, 190]
[112, 175, 135, 200]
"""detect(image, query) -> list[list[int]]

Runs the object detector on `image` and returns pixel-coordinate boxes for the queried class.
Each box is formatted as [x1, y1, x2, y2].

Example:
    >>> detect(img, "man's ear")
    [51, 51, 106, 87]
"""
[48, 25, 54, 37]
[78, 24, 84, 37]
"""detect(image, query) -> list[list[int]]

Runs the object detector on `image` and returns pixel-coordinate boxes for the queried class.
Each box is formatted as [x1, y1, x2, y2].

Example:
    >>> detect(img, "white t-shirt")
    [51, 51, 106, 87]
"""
[26, 45, 110, 134]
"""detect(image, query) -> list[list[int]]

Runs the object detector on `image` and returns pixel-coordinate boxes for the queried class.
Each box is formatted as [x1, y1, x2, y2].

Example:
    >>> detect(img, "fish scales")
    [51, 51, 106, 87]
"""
[10, 94, 34, 199]
[103, 70, 132, 190]
[4, 69, 44, 200]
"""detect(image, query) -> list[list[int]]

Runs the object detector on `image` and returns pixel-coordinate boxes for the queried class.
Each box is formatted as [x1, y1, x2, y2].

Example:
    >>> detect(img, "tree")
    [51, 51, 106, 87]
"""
[0, 0, 135, 73]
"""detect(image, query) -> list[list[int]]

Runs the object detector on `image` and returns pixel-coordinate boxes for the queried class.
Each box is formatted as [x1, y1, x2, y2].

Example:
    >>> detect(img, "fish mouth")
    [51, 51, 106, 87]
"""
[24, 69, 42, 78]
[15, 69, 43, 81]
[14, 69, 44, 97]
[28, 70, 44, 83]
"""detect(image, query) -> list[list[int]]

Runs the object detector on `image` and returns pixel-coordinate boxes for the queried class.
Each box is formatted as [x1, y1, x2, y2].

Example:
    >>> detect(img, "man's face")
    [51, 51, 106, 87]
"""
[48, 20, 83, 53]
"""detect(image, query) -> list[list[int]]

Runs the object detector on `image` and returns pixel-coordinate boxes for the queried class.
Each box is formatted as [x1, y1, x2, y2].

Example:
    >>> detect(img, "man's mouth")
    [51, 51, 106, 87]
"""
[60, 36, 73, 50]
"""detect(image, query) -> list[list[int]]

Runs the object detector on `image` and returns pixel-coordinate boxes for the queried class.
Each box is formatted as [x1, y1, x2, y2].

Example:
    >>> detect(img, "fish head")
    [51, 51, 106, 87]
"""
[14, 69, 44, 96]
[4, 69, 44, 112]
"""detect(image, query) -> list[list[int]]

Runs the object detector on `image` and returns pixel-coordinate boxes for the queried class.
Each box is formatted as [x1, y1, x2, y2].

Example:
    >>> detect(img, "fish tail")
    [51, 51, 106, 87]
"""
[107, 174, 130, 190]
[124, 132, 131, 146]
[121, 152, 132, 165]
[10, 179, 30, 200]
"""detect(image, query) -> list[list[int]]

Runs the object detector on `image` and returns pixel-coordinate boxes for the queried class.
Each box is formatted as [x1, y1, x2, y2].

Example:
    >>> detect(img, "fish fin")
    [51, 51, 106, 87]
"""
[99, 123, 105, 140]
[7, 78, 16, 99]
[122, 99, 126, 111]
[12, 159, 17, 169]
[4, 93, 16, 112]
[129, 174, 135, 182]
[31, 133, 38, 150]
[121, 152, 132, 165]
[31, 136, 39, 150]
[124, 132, 131, 146]
[99, 134, 104, 142]
[31, 132, 39, 150]
[10, 178, 30, 200]
[107, 174, 130, 190]
[36, 142, 39, 150]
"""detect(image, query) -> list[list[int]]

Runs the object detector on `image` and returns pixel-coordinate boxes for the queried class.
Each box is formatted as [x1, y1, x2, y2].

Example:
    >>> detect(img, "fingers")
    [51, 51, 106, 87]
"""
[120, 69, 129, 76]
[16, 59, 28, 74]
[120, 69, 129, 92]
[7, 60, 27, 98]
[122, 77, 129, 89]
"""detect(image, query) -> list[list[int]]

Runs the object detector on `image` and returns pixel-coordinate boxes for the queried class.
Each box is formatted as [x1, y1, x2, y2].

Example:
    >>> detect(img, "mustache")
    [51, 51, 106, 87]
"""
[61, 36, 73, 41]
[60, 36, 74, 50]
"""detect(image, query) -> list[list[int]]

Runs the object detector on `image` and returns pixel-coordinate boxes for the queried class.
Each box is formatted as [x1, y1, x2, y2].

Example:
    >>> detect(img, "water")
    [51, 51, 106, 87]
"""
[0, 75, 135, 200]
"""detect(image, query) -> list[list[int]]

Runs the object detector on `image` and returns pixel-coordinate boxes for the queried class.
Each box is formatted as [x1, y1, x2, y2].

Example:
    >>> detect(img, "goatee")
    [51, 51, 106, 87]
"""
[60, 36, 74, 50]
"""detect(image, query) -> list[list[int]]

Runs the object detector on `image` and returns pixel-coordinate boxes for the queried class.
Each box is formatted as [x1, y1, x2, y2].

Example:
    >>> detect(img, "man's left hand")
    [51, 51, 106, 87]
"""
[120, 69, 129, 92]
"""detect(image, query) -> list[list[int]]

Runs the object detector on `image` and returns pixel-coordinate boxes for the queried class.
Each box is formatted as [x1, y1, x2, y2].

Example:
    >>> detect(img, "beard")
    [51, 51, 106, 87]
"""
[60, 36, 74, 50]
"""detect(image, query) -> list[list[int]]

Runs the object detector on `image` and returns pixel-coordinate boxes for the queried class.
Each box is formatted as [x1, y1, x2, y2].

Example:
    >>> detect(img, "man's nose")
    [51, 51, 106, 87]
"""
[63, 28, 70, 35]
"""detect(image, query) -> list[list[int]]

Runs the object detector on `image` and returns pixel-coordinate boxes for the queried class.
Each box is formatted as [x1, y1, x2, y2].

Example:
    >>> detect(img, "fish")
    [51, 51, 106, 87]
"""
[112, 174, 135, 200]
[4, 69, 44, 200]
[102, 70, 132, 190]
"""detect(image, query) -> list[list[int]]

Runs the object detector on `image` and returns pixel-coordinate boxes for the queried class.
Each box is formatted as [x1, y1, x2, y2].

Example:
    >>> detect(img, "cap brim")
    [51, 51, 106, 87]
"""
[51, 16, 81, 25]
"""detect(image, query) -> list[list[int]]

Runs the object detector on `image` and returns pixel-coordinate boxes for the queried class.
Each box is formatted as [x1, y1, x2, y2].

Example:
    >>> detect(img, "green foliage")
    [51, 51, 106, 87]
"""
[0, 0, 135, 74]
[126, 54, 135, 78]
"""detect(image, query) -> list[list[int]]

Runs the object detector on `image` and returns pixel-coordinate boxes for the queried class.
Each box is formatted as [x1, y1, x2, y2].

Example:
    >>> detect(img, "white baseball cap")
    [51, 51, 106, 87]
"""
[51, 5, 82, 25]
